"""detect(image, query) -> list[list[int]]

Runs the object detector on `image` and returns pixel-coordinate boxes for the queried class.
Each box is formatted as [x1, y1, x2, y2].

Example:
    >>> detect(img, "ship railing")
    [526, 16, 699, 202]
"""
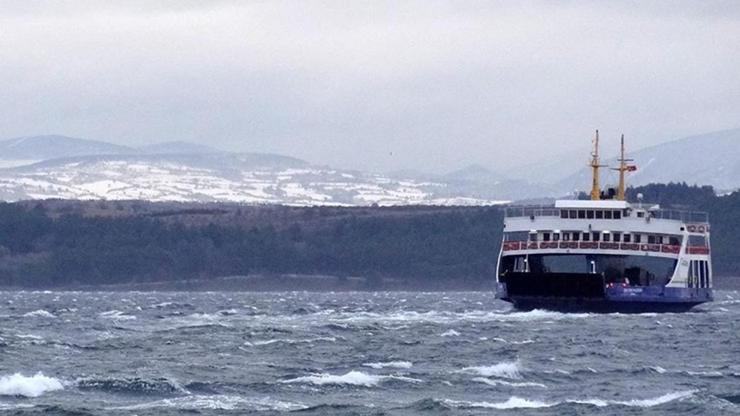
[501, 241, 709, 255]
[649, 209, 708, 224]
[504, 205, 709, 224]
[504, 206, 560, 218]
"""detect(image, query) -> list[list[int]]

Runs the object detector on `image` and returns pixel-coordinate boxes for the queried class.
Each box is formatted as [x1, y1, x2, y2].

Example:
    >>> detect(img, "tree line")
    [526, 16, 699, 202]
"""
[0, 182, 736, 288]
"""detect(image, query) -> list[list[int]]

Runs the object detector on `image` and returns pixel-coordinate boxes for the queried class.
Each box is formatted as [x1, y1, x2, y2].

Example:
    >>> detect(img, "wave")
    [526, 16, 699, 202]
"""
[323, 309, 593, 325]
[363, 361, 412, 369]
[22, 310, 56, 318]
[445, 397, 551, 409]
[459, 360, 522, 379]
[160, 313, 233, 330]
[442, 390, 696, 409]
[0, 373, 64, 398]
[281, 370, 421, 387]
[99, 310, 137, 321]
[76, 377, 186, 395]
[491, 337, 535, 345]
[472, 377, 546, 388]
[245, 337, 336, 346]
[440, 329, 460, 337]
[111, 394, 305, 411]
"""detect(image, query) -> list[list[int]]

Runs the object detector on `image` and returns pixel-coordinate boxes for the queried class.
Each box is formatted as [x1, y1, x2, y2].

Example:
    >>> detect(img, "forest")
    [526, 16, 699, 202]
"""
[0, 183, 737, 289]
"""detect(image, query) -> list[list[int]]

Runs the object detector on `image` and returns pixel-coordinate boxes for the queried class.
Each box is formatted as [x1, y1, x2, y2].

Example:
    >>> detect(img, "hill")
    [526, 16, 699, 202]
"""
[0, 135, 135, 161]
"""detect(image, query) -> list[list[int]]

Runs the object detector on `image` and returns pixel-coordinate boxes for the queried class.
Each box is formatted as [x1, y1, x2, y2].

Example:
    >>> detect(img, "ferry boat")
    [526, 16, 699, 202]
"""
[495, 132, 713, 312]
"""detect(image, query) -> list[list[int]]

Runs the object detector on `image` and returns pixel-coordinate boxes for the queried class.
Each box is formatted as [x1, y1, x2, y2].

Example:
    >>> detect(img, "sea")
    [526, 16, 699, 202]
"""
[0, 290, 738, 415]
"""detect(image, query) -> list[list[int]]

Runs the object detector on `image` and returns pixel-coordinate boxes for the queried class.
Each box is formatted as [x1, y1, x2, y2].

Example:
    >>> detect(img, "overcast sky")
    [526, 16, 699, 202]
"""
[0, 1, 738, 173]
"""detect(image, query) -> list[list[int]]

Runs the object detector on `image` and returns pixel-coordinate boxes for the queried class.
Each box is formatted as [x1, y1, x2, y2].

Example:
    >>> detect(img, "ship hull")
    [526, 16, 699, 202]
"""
[505, 297, 704, 313]
[497, 273, 713, 313]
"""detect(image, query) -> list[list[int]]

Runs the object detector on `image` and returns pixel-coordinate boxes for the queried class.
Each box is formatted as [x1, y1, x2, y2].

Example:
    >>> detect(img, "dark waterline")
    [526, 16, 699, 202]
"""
[0, 291, 738, 415]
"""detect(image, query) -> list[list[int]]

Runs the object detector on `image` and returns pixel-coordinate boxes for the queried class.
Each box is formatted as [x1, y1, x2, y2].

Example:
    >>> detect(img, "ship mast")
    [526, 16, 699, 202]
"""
[589, 130, 604, 200]
[614, 134, 633, 201]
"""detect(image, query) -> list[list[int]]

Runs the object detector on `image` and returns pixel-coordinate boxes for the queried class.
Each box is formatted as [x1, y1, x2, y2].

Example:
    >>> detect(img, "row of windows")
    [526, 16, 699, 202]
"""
[560, 209, 624, 220]
[505, 231, 707, 247]
[688, 260, 710, 288]
[527, 232, 681, 245]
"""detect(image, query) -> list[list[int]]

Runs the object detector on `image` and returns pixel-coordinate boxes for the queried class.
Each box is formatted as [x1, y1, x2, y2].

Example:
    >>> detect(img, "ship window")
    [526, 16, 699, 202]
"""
[613, 210, 621, 219]
[569, 210, 577, 218]
[623, 210, 631, 217]
[603, 233, 610, 242]
[669, 236, 680, 246]
[623, 234, 631, 243]
[529, 233, 538, 242]
[604, 210, 613, 219]
[587, 210, 595, 219]
[543, 233, 550, 242]
[693, 261, 699, 284]
[582, 233, 590, 241]
[613, 233, 621, 242]
[648, 235, 657, 244]
[634, 234, 642, 243]
[592, 232, 600, 242]
[553, 233, 560, 242]
[578, 210, 586, 219]
[572, 233, 580, 241]
[562, 232, 570, 241]
[595, 210, 604, 219]
[689, 235, 706, 247]
[699, 261, 706, 287]
[637, 211, 645, 218]
[505, 231, 529, 242]
[561, 210, 568, 219]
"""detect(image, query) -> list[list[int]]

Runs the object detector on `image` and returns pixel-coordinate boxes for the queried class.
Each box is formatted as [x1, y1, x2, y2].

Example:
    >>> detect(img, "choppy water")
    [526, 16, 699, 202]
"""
[0, 291, 739, 415]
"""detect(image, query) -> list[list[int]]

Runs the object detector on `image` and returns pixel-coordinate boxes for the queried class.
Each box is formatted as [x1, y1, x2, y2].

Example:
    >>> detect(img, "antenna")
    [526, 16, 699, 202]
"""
[611, 134, 636, 201]
[589, 130, 606, 200]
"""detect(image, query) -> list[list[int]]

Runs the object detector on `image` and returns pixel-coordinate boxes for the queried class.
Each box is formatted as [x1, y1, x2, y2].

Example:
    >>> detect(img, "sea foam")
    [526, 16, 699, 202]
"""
[22, 310, 55, 318]
[281, 371, 421, 387]
[460, 360, 522, 379]
[0, 373, 64, 397]
[363, 361, 413, 369]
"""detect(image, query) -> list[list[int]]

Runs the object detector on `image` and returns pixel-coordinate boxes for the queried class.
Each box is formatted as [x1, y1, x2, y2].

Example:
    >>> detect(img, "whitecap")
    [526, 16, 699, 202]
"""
[363, 361, 412, 369]
[22, 310, 55, 318]
[444, 390, 695, 410]
[650, 366, 667, 374]
[445, 397, 551, 409]
[99, 310, 137, 321]
[0, 373, 64, 397]
[440, 329, 460, 337]
[111, 395, 305, 411]
[459, 360, 522, 379]
[472, 377, 546, 388]
[15, 334, 43, 340]
[249, 337, 336, 346]
[570, 390, 697, 407]
[281, 370, 421, 387]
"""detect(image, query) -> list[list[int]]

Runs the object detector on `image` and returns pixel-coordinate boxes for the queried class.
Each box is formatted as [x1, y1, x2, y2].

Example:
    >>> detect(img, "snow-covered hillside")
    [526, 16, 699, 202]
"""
[0, 153, 505, 206]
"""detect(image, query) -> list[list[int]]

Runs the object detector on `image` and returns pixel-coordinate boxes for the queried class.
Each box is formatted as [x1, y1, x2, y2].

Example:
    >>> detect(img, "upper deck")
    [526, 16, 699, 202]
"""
[501, 200, 711, 258]
[505, 201, 708, 224]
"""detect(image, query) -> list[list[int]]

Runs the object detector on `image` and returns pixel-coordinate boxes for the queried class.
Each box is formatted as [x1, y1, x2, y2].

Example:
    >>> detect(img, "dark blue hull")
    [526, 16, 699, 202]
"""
[497, 283, 713, 313]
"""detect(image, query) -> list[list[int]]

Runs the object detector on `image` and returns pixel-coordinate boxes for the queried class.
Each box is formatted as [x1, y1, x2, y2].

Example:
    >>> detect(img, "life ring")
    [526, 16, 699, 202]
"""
[687, 225, 697, 232]
[697, 225, 706, 233]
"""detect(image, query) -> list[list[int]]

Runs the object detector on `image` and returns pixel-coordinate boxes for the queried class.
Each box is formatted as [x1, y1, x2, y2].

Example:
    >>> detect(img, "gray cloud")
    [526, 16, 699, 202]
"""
[0, 1, 738, 173]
